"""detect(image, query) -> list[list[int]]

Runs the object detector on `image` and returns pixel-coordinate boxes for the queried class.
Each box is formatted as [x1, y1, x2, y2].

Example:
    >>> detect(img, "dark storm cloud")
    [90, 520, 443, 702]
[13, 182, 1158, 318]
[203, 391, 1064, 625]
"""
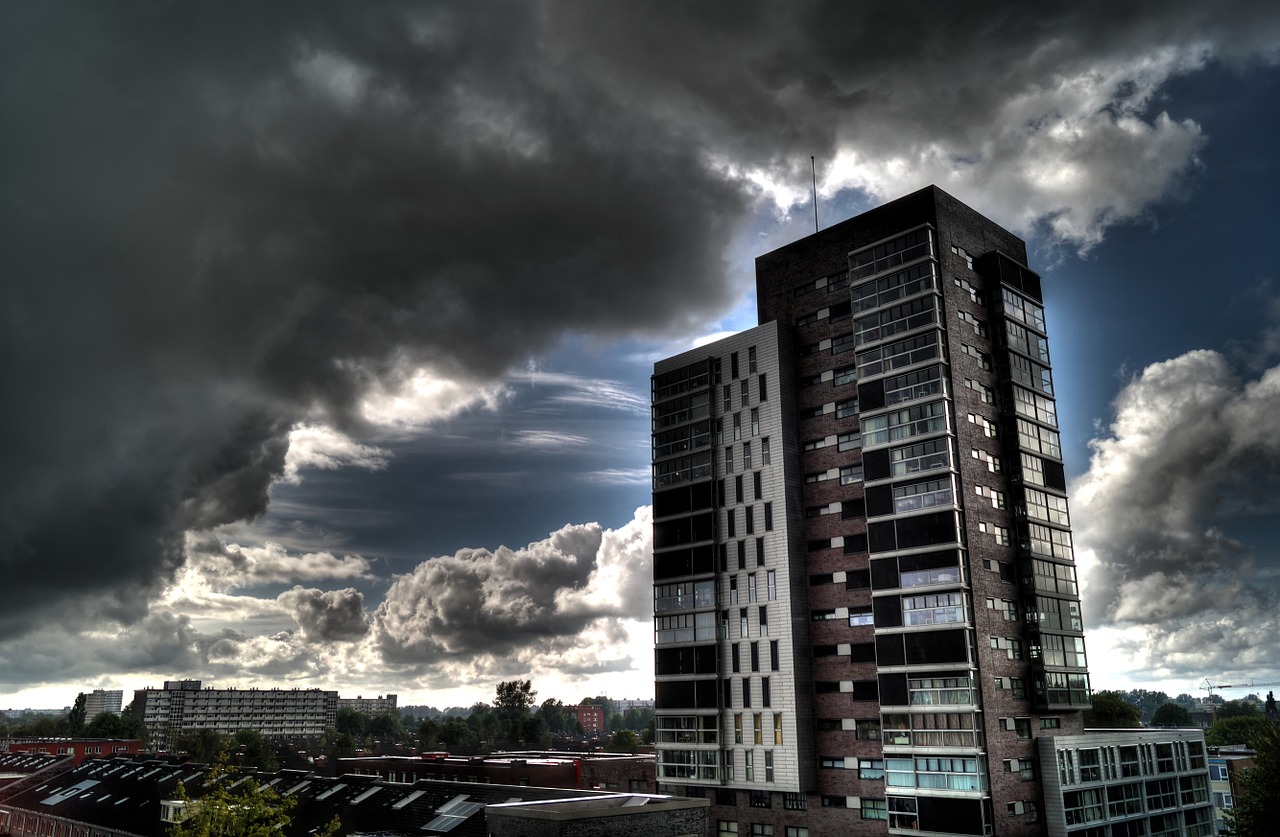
[1073, 350, 1280, 680]
[0, 2, 744, 634]
[278, 586, 370, 642]
[4, 0, 1280, 643]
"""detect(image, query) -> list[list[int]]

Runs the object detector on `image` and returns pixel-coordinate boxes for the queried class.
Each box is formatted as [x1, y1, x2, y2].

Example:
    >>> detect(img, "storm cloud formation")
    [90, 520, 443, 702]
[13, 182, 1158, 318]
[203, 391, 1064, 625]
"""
[3, 1, 1280, 655]
[1073, 351, 1280, 681]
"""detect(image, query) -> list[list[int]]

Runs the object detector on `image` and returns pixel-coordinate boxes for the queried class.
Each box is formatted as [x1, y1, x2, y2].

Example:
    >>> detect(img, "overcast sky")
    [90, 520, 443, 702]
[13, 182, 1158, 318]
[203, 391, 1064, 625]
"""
[4, 2, 1280, 711]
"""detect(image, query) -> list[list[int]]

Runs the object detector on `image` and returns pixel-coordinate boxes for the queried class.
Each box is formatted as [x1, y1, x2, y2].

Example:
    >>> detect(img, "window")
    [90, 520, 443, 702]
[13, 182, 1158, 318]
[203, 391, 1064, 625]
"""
[718, 822, 739, 836]
[746, 505, 755, 534]
[903, 592, 964, 625]
[754, 713, 763, 744]
[766, 570, 776, 600]
[761, 437, 771, 464]
[741, 608, 749, 638]
[759, 605, 768, 636]
[885, 364, 945, 405]
[975, 484, 1005, 508]
[734, 413, 742, 441]
[758, 374, 767, 401]
[725, 446, 734, 473]
[741, 378, 750, 405]
[749, 790, 770, 809]
[891, 437, 950, 476]
[730, 575, 738, 605]
[859, 758, 885, 779]
[731, 352, 740, 379]
[774, 713, 783, 745]
[734, 714, 743, 744]
[783, 794, 806, 812]
[857, 719, 881, 740]
[744, 750, 754, 782]
[848, 607, 873, 626]
[832, 332, 856, 354]
[822, 796, 847, 808]
[770, 640, 779, 671]
[893, 477, 953, 513]
[860, 798, 887, 820]
[743, 677, 751, 708]
[862, 400, 947, 447]
[839, 465, 864, 484]
[834, 366, 857, 386]
[732, 644, 740, 673]
[762, 677, 771, 707]
[756, 537, 765, 565]
[727, 509, 736, 538]
[960, 342, 992, 370]
[835, 398, 858, 418]
[978, 521, 1011, 545]
[750, 640, 760, 672]
[750, 408, 759, 436]
[820, 756, 845, 769]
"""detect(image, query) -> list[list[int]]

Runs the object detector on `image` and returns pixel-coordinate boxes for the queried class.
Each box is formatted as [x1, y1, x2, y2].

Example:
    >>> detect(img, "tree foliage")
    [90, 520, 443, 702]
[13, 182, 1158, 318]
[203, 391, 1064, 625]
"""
[1206, 716, 1273, 747]
[1218, 699, 1259, 720]
[1151, 703, 1194, 727]
[85, 711, 147, 741]
[167, 754, 341, 837]
[68, 693, 88, 732]
[1223, 722, 1280, 837]
[1083, 691, 1141, 728]
[606, 729, 640, 754]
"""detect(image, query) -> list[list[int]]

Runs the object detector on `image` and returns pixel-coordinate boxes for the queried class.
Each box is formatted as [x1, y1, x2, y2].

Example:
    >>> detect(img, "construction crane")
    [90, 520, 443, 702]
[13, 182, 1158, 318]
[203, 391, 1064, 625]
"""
[1199, 679, 1280, 699]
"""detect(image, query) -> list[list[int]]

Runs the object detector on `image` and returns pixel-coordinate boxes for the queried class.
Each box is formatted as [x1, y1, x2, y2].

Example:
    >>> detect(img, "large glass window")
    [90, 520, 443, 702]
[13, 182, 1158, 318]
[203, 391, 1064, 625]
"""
[1006, 320, 1050, 362]
[1031, 560, 1078, 595]
[850, 227, 933, 281]
[854, 296, 939, 346]
[892, 477, 954, 513]
[884, 364, 946, 406]
[655, 611, 716, 644]
[851, 261, 937, 313]
[1012, 386, 1058, 426]
[1017, 418, 1061, 458]
[908, 676, 975, 706]
[862, 400, 947, 447]
[902, 591, 964, 625]
[856, 330, 941, 378]
[890, 437, 950, 477]
[1028, 524, 1074, 560]
[1025, 488, 1070, 526]
[653, 451, 713, 488]
[654, 580, 715, 612]
[1003, 288, 1046, 332]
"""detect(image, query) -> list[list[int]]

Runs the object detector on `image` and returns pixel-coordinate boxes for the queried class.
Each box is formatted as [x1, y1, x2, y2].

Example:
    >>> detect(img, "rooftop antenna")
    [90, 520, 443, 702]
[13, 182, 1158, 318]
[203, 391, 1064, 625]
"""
[810, 156, 819, 233]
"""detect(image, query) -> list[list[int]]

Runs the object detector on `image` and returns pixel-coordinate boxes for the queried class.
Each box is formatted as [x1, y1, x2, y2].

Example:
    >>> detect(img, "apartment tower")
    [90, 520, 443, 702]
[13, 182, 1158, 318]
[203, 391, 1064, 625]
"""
[652, 186, 1090, 836]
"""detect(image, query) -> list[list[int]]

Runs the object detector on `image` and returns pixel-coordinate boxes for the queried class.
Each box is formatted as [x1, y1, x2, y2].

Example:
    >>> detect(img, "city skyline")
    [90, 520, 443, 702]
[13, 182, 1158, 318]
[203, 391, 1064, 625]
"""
[3, 3, 1280, 712]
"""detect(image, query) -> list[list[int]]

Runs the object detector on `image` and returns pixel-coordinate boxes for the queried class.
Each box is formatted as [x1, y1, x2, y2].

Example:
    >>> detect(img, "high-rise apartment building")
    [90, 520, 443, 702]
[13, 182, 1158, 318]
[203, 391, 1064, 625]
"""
[130, 680, 338, 749]
[83, 688, 123, 718]
[652, 186, 1092, 835]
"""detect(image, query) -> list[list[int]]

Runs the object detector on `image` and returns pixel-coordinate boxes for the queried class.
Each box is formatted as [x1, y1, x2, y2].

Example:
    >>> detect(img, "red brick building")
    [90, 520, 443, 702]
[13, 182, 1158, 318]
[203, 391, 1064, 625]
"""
[575, 704, 605, 736]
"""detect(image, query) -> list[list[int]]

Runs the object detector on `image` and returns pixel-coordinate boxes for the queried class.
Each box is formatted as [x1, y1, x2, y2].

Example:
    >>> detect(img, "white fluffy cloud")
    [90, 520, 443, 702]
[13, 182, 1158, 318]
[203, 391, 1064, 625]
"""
[1073, 350, 1280, 686]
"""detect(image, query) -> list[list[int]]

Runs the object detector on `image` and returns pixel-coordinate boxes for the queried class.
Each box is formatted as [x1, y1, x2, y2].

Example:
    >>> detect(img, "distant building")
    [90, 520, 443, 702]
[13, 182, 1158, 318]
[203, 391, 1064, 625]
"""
[2, 738, 142, 767]
[342, 750, 655, 793]
[575, 704, 605, 736]
[83, 689, 123, 718]
[613, 698, 656, 714]
[0, 751, 69, 796]
[0, 754, 702, 837]
[338, 694, 398, 715]
[1038, 729, 1214, 837]
[129, 680, 337, 749]
[1208, 746, 1253, 834]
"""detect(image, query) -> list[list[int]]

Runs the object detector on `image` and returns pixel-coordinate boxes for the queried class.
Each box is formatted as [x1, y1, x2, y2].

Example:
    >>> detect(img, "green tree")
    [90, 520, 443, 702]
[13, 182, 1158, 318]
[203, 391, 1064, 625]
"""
[1083, 691, 1141, 728]
[335, 707, 369, 737]
[1224, 722, 1280, 836]
[85, 711, 147, 742]
[606, 729, 640, 754]
[177, 729, 228, 763]
[1218, 699, 1259, 720]
[326, 731, 357, 764]
[168, 754, 339, 837]
[1206, 716, 1273, 747]
[418, 718, 441, 749]
[439, 716, 476, 749]
[68, 693, 88, 732]
[233, 730, 278, 772]
[1151, 703, 1194, 727]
